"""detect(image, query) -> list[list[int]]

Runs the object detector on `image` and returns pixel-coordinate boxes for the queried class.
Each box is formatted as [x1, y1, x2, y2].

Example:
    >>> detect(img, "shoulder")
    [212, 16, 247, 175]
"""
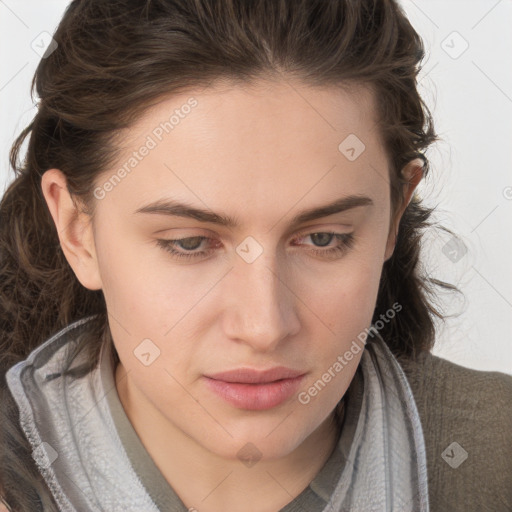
[398, 350, 512, 418]
[397, 351, 512, 511]
[0, 377, 57, 511]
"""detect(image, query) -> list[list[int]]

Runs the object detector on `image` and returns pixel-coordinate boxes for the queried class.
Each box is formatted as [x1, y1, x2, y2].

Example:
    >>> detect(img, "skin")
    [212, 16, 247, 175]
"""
[41, 77, 423, 512]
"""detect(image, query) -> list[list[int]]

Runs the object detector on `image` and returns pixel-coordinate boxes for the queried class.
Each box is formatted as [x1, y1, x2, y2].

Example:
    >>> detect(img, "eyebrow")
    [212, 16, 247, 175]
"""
[134, 194, 374, 228]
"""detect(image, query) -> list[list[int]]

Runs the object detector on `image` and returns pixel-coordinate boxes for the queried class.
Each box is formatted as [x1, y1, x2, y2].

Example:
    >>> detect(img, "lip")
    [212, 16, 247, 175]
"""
[205, 366, 305, 384]
[204, 367, 306, 411]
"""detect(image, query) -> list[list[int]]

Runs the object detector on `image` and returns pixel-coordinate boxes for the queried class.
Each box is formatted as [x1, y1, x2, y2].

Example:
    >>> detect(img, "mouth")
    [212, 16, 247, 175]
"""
[203, 369, 306, 410]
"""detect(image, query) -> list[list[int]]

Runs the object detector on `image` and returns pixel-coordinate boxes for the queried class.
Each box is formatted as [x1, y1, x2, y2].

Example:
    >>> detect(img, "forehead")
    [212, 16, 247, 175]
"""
[95, 78, 390, 225]
[130, 77, 381, 147]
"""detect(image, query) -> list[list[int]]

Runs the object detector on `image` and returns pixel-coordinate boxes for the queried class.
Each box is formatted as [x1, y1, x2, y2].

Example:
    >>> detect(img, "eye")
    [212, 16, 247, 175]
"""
[291, 231, 355, 259]
[156, 236, 217, 260]
[156, 231, 355, 261]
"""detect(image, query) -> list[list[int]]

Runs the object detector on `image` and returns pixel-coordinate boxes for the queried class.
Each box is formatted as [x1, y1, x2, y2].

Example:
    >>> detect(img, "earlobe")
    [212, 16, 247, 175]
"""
[384, 157, 425, 262]
[41, 169, 103, 291]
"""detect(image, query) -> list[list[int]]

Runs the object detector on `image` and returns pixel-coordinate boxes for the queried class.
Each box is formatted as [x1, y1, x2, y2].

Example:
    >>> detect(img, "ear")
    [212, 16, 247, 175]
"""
[384, 158, 424, 262]
[41, 168, 103, 290]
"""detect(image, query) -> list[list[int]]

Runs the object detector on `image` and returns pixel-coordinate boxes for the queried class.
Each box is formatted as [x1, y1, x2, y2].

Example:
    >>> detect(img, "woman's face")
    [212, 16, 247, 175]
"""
[51, 78, 414, 462]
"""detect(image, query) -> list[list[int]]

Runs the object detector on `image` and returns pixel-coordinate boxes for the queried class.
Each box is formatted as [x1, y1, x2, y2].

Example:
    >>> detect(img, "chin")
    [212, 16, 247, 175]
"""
[205, 429, 302, 463]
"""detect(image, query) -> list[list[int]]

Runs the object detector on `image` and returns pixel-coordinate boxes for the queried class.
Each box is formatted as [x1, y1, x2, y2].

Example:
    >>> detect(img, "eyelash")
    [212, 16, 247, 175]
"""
[156, 231, 355, 261]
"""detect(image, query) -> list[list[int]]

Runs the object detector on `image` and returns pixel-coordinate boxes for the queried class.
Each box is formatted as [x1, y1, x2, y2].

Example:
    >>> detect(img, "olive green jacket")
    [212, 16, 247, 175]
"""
[397, 351, 512, 511]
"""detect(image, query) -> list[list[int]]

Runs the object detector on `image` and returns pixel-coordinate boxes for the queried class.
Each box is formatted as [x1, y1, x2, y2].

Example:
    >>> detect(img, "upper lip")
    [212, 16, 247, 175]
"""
[205, 366, 305, 384]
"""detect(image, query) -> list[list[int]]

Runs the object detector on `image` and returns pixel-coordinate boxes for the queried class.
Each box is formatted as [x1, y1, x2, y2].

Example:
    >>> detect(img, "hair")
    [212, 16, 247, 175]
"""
[0, 0, 461, 509]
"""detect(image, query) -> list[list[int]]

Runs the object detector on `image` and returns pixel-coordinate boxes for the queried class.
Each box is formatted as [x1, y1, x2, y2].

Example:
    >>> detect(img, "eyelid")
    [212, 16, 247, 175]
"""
[293, 224, 353, 237]
[154, 222, 354, 238]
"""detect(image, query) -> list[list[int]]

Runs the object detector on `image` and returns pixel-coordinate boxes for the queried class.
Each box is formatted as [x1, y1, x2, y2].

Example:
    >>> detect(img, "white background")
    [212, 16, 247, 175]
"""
[1, 0, 511, 374]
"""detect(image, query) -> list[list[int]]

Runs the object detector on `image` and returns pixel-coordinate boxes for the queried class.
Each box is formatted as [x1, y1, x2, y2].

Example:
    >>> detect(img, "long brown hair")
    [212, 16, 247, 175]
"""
[0, 0, 460, 508]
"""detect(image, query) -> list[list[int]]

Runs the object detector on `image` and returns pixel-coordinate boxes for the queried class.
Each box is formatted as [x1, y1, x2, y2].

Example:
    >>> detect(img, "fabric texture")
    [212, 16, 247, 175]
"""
[397, 351, 512, 511]
[5, 315, 431, 511]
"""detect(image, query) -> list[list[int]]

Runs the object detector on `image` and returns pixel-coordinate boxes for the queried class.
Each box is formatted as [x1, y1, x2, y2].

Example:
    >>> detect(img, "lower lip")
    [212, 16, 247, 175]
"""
[204, 375, 305, 410]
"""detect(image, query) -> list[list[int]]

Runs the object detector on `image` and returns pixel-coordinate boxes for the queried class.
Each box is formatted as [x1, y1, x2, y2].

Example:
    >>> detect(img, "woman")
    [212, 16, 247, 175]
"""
[1, 0, 510, 511]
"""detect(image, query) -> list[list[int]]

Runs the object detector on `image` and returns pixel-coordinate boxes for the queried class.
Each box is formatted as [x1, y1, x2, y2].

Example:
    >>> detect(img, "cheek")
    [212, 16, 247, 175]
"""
[296, 253, 383, 410]
[94, 227, 200, 328]
[302, 242, 385, 333]
[307, 272, 380, 351]
[94, 231, 216, 380]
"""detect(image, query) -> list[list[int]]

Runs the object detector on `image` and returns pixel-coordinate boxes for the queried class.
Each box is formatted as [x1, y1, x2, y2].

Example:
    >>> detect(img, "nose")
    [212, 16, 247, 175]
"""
[222, 249, 301, 352]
